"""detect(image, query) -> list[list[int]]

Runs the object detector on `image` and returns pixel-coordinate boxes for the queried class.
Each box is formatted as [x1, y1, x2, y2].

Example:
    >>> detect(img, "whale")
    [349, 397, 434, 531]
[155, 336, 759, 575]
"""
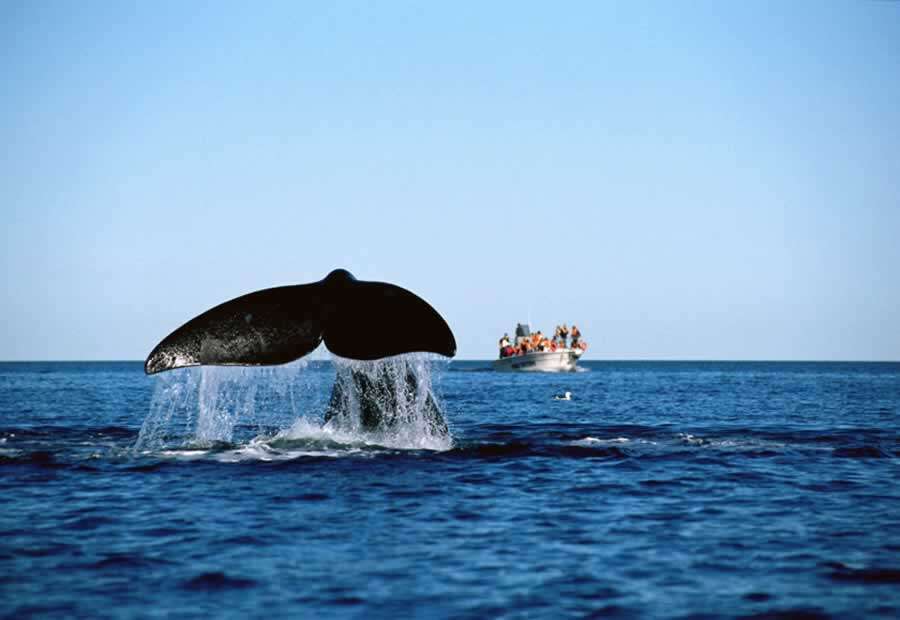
[145, 269, 455, 374]
[145, 269, 456, 432]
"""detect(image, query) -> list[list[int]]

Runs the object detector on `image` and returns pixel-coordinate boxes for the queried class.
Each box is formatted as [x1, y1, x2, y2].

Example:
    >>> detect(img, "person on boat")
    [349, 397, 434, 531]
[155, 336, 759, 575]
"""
[498, 333, 510, 358]
[559, 324, 569, 348]
[571, 325, 581, 347]
[550, 325, 566, 350]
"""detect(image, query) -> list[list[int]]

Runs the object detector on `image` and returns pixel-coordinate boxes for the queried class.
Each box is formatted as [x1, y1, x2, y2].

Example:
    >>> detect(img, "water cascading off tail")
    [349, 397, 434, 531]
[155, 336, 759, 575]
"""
[133, 359, 319, 452]
[317, 354, 452, 450]
[133, 353, 452, 453]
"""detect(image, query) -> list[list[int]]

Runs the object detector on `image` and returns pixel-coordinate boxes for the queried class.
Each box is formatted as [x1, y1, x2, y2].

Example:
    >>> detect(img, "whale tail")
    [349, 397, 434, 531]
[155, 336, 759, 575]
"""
[144, 269, 456, 375]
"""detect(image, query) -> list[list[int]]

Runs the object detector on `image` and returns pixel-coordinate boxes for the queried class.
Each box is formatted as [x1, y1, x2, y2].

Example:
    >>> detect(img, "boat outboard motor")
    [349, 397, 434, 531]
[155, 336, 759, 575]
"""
[515, 322, 531, 346]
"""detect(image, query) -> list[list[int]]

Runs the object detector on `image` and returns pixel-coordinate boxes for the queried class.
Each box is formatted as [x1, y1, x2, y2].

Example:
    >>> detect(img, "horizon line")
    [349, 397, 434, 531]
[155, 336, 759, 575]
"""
[1, 358, 898, 364]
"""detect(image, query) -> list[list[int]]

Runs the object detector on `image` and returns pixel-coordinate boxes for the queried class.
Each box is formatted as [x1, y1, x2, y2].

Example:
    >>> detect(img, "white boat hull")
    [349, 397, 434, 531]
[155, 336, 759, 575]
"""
[492, 349, 582, 372]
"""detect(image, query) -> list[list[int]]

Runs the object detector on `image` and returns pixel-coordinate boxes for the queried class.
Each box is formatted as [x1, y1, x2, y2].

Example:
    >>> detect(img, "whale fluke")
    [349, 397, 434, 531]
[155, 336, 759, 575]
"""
[144, 269, 456, 374]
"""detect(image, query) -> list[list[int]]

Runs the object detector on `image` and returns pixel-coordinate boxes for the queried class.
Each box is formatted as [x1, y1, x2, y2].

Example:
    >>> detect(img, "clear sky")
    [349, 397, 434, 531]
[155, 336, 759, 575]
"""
[2, 1, 899, 361]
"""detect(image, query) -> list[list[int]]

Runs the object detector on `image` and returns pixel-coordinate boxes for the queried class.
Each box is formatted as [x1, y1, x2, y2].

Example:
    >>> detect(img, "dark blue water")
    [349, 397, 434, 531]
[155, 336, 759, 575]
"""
[2, 360, 899, 619]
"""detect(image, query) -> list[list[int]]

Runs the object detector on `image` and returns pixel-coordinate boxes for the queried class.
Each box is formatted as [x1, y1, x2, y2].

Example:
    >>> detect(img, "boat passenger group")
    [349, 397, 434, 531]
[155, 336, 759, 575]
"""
[497, 324, 587, 359]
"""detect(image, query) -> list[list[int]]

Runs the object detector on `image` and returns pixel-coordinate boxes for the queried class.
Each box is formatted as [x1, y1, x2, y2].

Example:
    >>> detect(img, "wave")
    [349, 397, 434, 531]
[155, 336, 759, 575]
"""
[182, 572, 257, 591]
[447, 441, 628, 460]
[824, 562, 900, 584]
[89, 553, 173, 571]
[831, 446, 893, 459]
[0, 450, 63, 468]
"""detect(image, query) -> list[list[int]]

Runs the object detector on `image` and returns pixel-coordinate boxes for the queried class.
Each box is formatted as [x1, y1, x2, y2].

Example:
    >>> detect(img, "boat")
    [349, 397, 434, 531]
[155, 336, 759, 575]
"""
[492, 323, 586, 372]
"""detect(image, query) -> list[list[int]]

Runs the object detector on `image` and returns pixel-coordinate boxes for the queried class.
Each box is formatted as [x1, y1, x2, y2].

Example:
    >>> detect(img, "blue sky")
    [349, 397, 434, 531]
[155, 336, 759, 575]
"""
[2, 1, 899, 360]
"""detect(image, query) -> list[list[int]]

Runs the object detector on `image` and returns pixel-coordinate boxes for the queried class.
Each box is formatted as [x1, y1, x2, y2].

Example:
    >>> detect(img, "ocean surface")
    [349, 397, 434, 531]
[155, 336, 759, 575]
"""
[2, 359, 899, 619]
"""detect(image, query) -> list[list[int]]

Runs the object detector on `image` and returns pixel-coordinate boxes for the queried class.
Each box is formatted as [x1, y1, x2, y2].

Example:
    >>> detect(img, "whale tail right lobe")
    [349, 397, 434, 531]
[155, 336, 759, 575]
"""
[323, 280, 456, 361]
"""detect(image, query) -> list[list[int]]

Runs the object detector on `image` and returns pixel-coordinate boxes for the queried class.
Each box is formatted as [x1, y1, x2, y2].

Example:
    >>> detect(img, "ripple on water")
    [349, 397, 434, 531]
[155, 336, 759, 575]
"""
[89, 553, 173, 570]
[182, 572, 257, 591]
[824, 563, 900, 584]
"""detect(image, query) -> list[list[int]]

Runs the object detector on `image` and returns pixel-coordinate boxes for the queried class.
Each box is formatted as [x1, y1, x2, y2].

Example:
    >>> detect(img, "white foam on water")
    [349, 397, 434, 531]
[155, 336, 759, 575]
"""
[277, 417, 378, 446]
[678, 433, 708, 446]
[214, 434, 366, 462]
[575, 436, 630, 445]
[157, 449, 211, 459]
[572, 436, 661, 447]
[676, 432, 787, 451]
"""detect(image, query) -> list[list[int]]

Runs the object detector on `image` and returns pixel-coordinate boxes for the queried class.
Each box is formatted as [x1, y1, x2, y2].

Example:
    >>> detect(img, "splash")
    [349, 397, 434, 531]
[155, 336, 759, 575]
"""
[134, 359, 320, 452]
[305, 354, 452, 450]
[133, 353, 452, 453]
